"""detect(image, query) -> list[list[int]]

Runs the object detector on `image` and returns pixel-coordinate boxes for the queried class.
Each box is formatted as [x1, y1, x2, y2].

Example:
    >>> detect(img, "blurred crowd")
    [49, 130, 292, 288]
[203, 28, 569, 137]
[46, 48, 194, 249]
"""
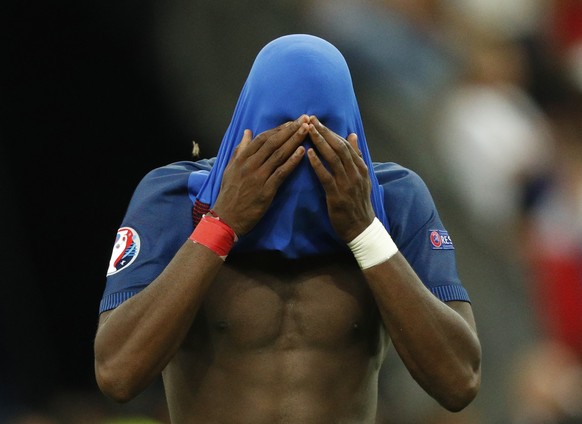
[4, 0, 582, 423]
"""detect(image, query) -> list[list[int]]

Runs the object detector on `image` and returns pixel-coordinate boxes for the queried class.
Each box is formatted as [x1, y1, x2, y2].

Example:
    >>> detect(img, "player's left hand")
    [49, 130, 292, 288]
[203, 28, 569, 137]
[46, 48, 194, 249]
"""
[306, 116, 376, 243]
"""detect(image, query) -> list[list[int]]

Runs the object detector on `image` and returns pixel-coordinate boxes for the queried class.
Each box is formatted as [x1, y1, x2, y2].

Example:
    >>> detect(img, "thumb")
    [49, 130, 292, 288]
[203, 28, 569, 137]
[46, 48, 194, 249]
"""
[233, 129, 253, 158]
[347, 133, 362, 157]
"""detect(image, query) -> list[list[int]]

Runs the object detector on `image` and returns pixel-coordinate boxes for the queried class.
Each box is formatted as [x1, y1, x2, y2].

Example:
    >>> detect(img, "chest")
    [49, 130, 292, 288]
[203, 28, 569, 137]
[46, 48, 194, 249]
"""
[191, 254, 383, 352]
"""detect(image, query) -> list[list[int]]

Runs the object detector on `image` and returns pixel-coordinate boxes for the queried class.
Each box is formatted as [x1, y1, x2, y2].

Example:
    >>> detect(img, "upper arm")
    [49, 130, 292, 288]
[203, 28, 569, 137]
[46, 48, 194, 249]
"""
[99, 164, 195, 314]
[375, 163, 470, 304]
[446, 301, 477, 333]
[97, 309, 114, 331]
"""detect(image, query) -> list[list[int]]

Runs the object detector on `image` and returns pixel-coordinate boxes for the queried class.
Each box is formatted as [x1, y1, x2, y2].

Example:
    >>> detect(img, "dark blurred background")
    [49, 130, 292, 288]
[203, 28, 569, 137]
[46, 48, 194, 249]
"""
[3, 1, 582, 423]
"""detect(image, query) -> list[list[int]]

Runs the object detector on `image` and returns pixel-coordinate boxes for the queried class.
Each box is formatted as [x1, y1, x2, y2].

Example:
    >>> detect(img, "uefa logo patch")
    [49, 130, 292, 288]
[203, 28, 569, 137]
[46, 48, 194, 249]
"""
[429, 229, 454, 250]
[107, 227, 140, 276]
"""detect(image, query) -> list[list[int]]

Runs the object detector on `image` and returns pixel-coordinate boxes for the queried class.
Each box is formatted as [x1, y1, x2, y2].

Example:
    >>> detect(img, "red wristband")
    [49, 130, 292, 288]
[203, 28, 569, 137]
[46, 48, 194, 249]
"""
[189, 212, 237, 260]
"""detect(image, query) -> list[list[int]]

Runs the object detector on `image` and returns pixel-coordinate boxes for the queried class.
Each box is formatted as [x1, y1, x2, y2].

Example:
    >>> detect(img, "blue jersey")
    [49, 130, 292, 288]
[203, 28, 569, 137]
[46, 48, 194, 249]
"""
[99, 160, 469, 313]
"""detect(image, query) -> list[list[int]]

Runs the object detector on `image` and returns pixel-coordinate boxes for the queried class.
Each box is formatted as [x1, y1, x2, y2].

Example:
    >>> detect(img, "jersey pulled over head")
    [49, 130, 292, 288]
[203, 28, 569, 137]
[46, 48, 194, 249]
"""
[193, 34, 388, 258]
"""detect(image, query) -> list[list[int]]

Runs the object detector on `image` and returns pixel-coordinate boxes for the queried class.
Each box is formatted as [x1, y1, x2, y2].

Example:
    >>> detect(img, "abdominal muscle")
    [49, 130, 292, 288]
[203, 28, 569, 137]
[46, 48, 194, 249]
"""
[163, 252, 389, 424]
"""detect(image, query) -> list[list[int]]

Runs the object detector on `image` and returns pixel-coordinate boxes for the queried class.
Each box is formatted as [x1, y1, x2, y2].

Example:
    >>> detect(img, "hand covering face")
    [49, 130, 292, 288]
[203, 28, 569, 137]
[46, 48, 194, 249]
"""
[191, 34, 389, 258]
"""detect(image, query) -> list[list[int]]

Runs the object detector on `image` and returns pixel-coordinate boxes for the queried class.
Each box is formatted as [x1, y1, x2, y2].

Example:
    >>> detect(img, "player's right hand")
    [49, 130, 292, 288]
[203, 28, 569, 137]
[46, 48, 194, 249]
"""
[212, 115, 310, 236]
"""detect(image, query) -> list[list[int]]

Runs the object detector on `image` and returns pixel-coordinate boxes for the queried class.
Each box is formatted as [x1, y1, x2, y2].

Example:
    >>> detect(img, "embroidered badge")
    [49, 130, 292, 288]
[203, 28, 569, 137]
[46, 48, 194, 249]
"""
[107, 227, 141, 275]
[429, 230, 454, 250]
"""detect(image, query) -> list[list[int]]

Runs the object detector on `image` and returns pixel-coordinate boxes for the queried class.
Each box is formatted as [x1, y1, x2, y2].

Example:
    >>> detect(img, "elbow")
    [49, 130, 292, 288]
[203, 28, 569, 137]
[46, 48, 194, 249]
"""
[438, 363, 481, 412]
[440, 372, 480, 412]
[94, 358, 142, 403]
[438, 332, 483, 412]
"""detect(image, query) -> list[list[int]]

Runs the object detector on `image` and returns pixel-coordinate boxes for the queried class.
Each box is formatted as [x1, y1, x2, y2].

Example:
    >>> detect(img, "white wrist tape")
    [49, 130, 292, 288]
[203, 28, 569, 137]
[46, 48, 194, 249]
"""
[347, 217, 398, 269]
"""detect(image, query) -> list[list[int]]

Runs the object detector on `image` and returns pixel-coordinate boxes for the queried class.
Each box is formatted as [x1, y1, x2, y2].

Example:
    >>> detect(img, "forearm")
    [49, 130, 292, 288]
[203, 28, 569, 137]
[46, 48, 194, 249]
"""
[94, 241, 223, 402]
[364, 253, 481, 411]
[303, 117, 480, 409]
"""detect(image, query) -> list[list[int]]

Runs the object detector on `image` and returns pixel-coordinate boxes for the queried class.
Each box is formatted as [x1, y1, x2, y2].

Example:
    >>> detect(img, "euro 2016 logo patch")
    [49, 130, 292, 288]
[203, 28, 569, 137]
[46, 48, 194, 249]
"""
[107, 227, 140, 276]
[429, 230, 454, 250]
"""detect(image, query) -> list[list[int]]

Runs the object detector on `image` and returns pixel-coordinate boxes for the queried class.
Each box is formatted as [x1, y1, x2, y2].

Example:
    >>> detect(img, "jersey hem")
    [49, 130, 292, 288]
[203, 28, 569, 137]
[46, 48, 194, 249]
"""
[99, 291, 139, 313]
[430, 285, 471, 303]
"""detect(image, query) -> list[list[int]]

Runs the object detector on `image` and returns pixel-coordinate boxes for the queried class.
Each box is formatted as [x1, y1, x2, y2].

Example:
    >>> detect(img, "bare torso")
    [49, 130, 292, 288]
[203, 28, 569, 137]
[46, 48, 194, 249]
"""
[162, 252, 390, 424]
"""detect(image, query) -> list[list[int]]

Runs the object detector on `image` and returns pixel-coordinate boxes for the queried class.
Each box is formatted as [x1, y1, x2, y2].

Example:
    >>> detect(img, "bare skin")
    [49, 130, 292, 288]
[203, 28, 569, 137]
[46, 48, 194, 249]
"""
[94, 115, 481, 423]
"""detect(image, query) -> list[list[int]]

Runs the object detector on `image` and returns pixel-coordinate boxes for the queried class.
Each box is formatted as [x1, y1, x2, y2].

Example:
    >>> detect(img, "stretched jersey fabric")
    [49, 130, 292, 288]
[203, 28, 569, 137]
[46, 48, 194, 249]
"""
[99, 160, 470, 313]
[192, 34, 389, 258]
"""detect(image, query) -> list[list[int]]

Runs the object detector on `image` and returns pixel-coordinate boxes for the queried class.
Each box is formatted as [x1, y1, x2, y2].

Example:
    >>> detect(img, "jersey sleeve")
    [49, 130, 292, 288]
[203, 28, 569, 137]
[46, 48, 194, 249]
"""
[375, 162, 471, 303]
[99, 161, 210, 313]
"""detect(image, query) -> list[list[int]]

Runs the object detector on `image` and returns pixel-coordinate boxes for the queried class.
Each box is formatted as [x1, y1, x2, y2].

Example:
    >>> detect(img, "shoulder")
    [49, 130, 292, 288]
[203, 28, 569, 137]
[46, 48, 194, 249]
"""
[139, 159, 214, 184]
[372, 162, 440, 242]
[123, 159, 215, 222]
[373, 162, 434, 207]
[373, 162, 427, 190]
[373, 163, 468, 302]
[134, 159, 215, 197]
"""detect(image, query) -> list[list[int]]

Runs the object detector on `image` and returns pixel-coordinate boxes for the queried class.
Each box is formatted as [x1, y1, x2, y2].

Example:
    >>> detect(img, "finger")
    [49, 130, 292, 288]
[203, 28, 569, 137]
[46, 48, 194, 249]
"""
[307, 121, 348, 177]
[315, 120, 363, 178]
[253, 115, 309, 165]
[261, 122, 309, 173]
[309, 116, 347, 147]
[236, 119, 296, 159]
[240, 115, 309, 166]
[239, 124, 289, 159]
[263, 145, 306, 195]
[347, 133, 361, 157]
[232, 129, 253, 158]
[345, 133, 368, 174]
[307, 147, 337, 194]
[259, 115, 308, 144]
[309, 116, 354, 164]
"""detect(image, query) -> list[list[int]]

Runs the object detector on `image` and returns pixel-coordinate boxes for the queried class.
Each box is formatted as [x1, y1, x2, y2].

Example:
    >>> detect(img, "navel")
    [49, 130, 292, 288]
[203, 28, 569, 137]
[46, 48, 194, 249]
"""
[215, 320, 230, 331]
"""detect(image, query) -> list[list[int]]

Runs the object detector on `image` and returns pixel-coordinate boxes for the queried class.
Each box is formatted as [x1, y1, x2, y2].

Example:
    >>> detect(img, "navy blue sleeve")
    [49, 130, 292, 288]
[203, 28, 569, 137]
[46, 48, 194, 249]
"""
[374, 162, 470, 303]
[99, 161, 206, 313]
